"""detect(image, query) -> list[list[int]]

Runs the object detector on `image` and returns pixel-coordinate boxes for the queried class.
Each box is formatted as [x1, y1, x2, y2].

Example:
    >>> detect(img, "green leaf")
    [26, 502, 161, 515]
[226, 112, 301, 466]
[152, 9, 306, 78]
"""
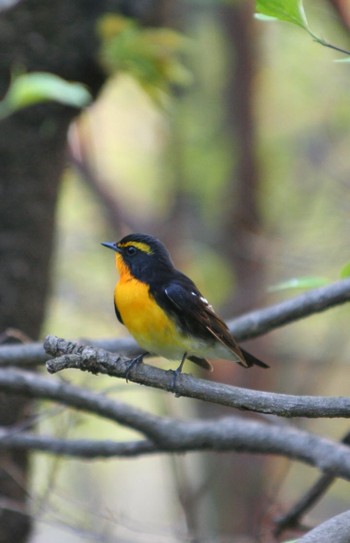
[256, 0, 308, 30]
[1, 72, 91, 118]
[268, 276, 329, 292]
[340, 261, 350, 278]
[97, 14, 191, 105]
[255, 0, 350, 59]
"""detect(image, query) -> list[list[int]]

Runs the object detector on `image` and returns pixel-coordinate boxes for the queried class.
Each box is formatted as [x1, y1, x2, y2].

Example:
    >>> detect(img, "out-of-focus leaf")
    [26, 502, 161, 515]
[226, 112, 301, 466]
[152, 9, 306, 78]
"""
[97, 14, 192, 104]
[254, 13, 280, 22]
[340, 261, 350, 278]
[255, 0, 308, 29]
[268, 276, 329, 292]
[255, 0, 350, 58]
[334, 57, 350, 63]
[0, 72, 91, 119]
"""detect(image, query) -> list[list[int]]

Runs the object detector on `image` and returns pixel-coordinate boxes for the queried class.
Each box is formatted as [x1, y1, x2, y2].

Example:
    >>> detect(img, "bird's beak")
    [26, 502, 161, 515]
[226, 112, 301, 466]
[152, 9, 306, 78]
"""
[101, 241, 121, 253]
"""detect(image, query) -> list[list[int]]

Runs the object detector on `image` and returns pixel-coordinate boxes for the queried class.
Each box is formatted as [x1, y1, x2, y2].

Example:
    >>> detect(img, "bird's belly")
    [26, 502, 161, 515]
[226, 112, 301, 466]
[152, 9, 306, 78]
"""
[115, 279, 187, 358]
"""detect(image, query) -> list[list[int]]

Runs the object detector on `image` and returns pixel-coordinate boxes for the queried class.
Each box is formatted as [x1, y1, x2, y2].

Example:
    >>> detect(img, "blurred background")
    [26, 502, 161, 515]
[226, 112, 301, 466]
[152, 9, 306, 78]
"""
[0, 0, 350, 542]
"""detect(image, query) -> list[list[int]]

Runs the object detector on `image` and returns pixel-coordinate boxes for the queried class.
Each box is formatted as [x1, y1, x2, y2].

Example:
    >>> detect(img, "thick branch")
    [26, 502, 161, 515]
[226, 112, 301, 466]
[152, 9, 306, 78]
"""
[297, 509, 350, 543]
[0, 336, 138, 367]
[44, 336, 350, 419]
[0, 369, 350, 479]
[0, 368, 163, 439]
[1, 278, 350, 366]
[0, 416, 350, 482]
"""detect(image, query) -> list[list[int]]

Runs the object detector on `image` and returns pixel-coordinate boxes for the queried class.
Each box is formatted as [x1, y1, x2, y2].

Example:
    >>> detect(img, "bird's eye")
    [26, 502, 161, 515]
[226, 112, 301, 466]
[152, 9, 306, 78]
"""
[125, 246, 137, 256]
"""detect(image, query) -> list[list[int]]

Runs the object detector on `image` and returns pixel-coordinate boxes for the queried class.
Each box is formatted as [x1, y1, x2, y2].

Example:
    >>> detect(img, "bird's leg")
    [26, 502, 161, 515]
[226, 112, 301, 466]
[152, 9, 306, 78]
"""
[125, 351, 149, 382]
[171, 352, 188, 394]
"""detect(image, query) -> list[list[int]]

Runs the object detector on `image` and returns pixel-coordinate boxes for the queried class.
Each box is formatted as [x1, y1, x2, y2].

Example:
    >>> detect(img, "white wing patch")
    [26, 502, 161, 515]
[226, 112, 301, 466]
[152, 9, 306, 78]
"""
[191, 291, 214, 312]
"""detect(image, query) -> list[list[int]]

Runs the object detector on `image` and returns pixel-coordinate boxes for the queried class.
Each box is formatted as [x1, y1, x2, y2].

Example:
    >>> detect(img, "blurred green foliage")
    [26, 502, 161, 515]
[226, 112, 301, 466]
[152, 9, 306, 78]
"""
[97, 14, 192, 104]
[340, 261, 350, 278]
[268, 276, 329, 292]
[0, 71, 91, 119]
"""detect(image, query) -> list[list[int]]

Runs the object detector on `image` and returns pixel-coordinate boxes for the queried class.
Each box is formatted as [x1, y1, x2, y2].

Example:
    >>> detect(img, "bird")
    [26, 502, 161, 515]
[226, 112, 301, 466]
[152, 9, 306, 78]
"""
[101, 233, 268, 387]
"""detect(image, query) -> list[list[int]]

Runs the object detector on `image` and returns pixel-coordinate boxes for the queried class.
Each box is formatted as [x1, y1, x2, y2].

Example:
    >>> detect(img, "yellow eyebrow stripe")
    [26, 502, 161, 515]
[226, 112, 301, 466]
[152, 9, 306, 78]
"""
[118, 241, 152, 254]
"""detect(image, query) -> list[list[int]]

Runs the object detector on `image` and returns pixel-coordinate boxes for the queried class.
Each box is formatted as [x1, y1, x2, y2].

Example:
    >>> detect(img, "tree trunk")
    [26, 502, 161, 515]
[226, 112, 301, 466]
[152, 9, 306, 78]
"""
[0, 106, 70, 542]
[219, 0, 263, 315]
[202, 2, 271, 539]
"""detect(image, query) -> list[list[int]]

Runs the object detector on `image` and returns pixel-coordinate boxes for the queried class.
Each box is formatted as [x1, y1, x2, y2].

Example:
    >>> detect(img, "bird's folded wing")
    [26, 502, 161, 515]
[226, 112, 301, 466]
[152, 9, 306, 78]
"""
[163, 281, 249, 366]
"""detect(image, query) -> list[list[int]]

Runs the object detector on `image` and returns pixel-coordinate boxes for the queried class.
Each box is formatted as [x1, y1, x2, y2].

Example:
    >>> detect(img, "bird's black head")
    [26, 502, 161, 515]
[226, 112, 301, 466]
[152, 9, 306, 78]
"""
[101, 233, 175, 282]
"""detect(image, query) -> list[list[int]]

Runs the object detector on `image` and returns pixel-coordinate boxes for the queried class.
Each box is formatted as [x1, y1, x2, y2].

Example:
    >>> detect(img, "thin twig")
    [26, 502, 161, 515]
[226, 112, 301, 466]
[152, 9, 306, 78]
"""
[313, 36, 350, 57]
[0, 431, 156, 458]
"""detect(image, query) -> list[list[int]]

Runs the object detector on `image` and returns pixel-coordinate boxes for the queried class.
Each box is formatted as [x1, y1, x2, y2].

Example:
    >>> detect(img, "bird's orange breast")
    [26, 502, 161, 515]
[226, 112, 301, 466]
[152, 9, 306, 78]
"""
[114, 263, 179, 354]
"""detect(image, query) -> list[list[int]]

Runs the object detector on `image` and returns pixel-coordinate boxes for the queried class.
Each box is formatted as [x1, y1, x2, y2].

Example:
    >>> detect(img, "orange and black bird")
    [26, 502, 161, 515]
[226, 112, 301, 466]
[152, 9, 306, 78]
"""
[102, 233, 268, 384]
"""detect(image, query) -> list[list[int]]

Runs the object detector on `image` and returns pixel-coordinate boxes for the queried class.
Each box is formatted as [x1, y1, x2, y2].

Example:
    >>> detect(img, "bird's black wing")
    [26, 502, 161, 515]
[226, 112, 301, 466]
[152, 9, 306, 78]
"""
[156, 275, 268, 369]
[155, 276, 250, 367]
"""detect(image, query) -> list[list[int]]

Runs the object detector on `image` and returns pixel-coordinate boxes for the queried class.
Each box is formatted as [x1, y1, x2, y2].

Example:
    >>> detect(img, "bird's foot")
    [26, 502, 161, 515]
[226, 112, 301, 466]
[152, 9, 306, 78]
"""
[125, 353, 146, 382]
[169, 352, 187, 397]
[169, 368, 182, 397]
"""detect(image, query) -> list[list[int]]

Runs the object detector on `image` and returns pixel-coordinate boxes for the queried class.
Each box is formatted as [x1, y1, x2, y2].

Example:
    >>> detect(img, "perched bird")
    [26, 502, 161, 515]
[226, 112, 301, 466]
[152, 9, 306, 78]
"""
[102, 233, 268, 385]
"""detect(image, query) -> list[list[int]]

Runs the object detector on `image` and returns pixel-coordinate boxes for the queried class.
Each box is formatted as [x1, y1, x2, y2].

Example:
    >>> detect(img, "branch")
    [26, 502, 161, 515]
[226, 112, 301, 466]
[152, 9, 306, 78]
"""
[0, 367, 163, 439]
[297, 509, 350, 543]
[68, 126, 144, 233]
[274, 429, 350, 535]
[44, 336, 350, 419]
[0, 336, 138, 367]
[1, 278, 350, 366]
[0, 430, 156, 458]
[0, 369, 350, 480]
[0, 0, 20, 11]
[312, 36, 350, 57]
[69, 150, 125, 233]
[228, 277, 350, 340]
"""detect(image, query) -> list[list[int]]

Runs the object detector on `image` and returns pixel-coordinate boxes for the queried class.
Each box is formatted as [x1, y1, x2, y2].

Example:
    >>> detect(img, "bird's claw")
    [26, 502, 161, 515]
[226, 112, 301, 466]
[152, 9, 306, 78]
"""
[168, 368, 182, 397]
[125, 354, 144, 382]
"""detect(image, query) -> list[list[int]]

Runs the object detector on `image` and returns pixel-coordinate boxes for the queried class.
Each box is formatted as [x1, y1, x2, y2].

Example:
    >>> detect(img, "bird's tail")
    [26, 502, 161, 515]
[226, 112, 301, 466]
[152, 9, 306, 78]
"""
[240, 348, 269, 369]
